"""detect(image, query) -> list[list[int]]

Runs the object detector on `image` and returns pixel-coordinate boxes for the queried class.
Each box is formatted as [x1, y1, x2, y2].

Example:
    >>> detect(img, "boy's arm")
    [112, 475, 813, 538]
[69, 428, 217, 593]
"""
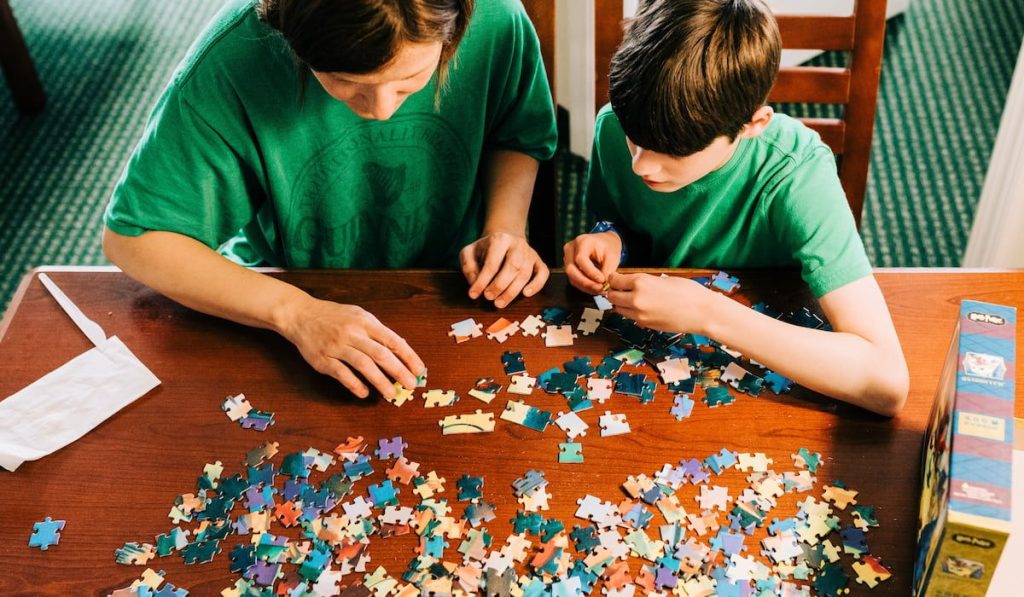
[703, 276, 909, 415]
[607, 273, 909, 416]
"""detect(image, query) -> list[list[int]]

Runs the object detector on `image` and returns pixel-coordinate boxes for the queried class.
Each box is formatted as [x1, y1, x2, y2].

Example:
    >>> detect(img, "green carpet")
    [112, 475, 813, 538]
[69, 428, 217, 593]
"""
[0, 0, 226, 314]
[2, 0, 1022, 315]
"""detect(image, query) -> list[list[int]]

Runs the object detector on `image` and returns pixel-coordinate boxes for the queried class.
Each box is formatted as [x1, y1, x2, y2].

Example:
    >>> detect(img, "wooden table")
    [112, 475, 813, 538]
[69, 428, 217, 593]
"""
[0, 267, 1021, 595]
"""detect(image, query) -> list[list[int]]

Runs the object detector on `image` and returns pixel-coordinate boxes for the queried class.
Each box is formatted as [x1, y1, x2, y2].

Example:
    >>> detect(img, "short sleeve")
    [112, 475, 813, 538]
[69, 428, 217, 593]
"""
[764, 148, 873, 297]
[482, 7, 557, 161]
[104, 82, 263, 250]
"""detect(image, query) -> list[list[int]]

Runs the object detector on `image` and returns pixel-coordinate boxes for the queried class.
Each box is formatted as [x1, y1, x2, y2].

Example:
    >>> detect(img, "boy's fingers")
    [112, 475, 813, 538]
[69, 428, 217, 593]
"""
[607, 272, 636, 291]
[562, 242, 576, 268]
[565, 263, 602, 294]
[600, 257, 619, 279]
[606, 288, 636, 308]
[575, 249, 605, 283]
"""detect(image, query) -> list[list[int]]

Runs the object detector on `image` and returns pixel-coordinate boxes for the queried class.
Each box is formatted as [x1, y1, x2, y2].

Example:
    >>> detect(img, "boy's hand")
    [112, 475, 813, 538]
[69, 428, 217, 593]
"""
[564, 232, 622, 294]
[279, 297, 425, 399]
[606, 272, 716, 334]
[460, 231, 549, 308]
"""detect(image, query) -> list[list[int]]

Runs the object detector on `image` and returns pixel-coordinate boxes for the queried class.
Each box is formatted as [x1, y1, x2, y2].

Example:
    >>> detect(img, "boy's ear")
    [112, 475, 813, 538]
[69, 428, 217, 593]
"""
[737, 106, 774, 139]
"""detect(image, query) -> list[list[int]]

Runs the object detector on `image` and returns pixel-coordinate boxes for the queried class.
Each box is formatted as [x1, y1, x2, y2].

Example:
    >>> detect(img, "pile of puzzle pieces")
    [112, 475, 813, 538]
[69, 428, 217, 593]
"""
[428, 273, 829, 464]
[107, 437, 889, 595]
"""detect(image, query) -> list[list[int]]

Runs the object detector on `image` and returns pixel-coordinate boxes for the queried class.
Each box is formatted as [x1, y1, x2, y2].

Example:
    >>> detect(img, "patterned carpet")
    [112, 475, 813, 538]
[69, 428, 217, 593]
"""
[1, 0, 1022, 314]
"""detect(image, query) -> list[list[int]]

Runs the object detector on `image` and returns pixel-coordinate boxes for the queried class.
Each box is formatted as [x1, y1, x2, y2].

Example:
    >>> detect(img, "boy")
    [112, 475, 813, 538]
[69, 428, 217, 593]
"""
[564, 0, 908, 416]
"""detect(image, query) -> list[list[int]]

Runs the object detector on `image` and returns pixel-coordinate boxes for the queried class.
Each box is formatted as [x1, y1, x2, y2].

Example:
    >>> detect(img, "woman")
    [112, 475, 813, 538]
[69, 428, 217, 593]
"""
[103, 0, 557, 399]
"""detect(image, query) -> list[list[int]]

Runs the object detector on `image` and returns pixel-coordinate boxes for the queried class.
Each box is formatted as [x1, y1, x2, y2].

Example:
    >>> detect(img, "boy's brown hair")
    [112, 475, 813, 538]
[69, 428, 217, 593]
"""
[609, 0, 781, 157]
[259, 0, 474, 87]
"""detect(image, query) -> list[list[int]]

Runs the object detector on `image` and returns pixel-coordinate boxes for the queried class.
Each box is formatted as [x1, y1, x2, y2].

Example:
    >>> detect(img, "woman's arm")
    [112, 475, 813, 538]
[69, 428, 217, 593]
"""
[103, 228, 424, 398]
[460, 149, 550, 308]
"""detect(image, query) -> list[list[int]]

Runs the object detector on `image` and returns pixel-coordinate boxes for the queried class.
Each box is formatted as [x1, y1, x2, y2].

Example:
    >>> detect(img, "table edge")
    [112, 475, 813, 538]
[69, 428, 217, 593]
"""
[3, 265, 1021, 342]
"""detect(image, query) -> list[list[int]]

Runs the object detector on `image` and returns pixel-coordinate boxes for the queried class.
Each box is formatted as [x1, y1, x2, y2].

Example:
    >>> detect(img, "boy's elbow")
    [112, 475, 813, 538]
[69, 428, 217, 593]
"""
[869, 359, 910, 417]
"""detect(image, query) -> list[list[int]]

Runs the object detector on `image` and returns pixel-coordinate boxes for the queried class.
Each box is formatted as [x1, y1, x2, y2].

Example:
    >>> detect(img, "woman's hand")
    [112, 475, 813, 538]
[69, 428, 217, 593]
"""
[460, 231, 549, 308]
[563, 232, 622, 294]
[279, 297, 425, 398]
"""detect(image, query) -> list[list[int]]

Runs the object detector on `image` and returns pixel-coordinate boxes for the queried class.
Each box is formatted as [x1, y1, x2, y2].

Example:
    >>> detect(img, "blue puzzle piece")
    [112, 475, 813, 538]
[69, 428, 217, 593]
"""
[29, 517, 64, 550]
[670, 394, 695, 420]
[764, 370, 794, 394]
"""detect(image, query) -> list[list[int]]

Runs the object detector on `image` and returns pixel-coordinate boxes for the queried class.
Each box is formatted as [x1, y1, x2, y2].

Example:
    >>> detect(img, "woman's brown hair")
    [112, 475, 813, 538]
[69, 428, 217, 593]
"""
[259, 0, 474, 88]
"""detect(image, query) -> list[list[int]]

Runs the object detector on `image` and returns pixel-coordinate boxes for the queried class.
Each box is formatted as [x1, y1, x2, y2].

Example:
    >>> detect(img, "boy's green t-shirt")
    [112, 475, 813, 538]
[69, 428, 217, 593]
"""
[585, 105, 872, 298]
[105, 0, 556, 268]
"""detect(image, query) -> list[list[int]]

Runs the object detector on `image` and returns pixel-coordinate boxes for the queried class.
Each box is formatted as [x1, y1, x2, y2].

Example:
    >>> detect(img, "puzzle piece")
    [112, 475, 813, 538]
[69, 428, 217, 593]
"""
[501, 351, 527, 376]
[670, 394, 695, 420]
[656, 358, 691, 385]
[439, 410, 495, 434]
[423, 389, 459, 408]
[221, 394, 252, 421]
[524, 313, 548, 335]
[554, 411, 589, 439]
[792, 448, 822, 473]
[468, 378, 502, 403]
[598, 412, 630, 436]
[543, 325, 577, 347]
[564, 356, 596, 377]
[822, 484, 859, 510]
[245, 441, 280, 468]
[386, 382, 415, 407]
[500, 400, 551, 432]
[702, 386, 735, 408]
[457, 475, 485, 502]
[114, 542, 156, 565]
[558, 442, 584, 463]
[709, 271, 740, 294]
[485, 317, 520, 343]
[542, 306, 572, 324]
[507, 374, 536, 395]
[29, 517, 65, 550]
[578, 308, 604, 335]
[386, 457, 420, 485]
[851, 555, 891, 588]
[375, 436, 407, 459]
[587, 377, 613, 403]
[448, 318, 483, 343]
[763, 370, 794, 394]
[239, 409, 275, 431]
[697, 485, 731, 511]
[736, 453, 773, 473]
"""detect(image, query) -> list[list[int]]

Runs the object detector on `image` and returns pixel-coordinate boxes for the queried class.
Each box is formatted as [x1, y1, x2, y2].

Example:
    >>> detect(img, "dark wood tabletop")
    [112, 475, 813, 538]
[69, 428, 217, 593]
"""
[0, 267, 1021, 596]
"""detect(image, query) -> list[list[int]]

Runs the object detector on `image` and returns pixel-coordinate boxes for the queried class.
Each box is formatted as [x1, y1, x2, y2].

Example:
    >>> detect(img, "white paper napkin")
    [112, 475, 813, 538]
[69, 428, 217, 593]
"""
[0, 336, 160, 471]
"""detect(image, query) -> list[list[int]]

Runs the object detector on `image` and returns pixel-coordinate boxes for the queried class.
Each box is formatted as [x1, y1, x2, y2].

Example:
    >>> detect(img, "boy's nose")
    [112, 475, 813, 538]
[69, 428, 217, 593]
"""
[631, 148, 659, 178]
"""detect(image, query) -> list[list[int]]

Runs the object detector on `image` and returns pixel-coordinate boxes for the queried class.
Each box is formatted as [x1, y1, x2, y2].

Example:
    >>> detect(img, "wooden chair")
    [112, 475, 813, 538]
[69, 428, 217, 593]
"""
[506, 0, 886, 263]
[0, 0, 45, 113]
[590, 0, 888, 228]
